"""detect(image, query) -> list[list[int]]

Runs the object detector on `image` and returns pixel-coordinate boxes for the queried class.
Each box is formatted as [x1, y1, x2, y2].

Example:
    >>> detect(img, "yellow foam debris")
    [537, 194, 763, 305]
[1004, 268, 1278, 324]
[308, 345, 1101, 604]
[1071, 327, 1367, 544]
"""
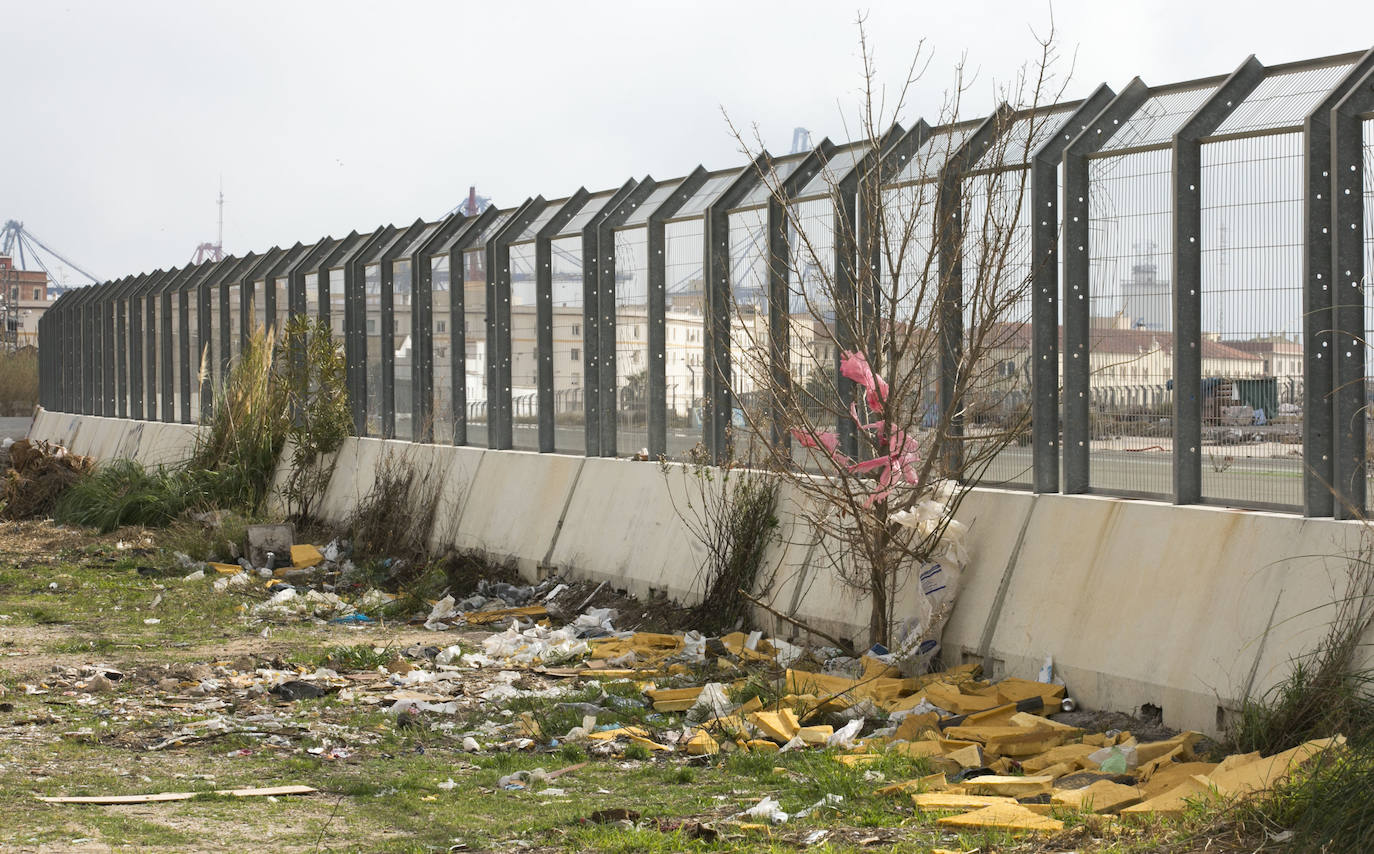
[587, 725, 650, 741]
[1212, 751, 1261, 774]
[735, 695, 764, 716]
[833, 753, 881, 767]
[894, 711, 940, 741]
[1020, 743, 1098, 774]
[745, 739, 779, 754]
[994, 677, 1065, 708]
[783, 668, 912, 705]
[747, 709, 800, 743]
[797, 725, 833, 746]
[1051, 780, 1143, 813]
[1011, 711, 1080, 732]
[986, 729, 1072, 757]
[209, 562, 241, 575]
[1034, 762, 1077, 780]
[464, 605, 547, 625]
[684, 729, 719, 755]
[1134, 732, 1202, 765]
[935, 802, 1064, 833]
[1119, 777, 1211, 816]
[944, 725, 1035, 742]
[1201, 737, 1344, 798]
[289, 544, 323, 568]
[957, 775, 1054, 798]
[646, 686, 701, 712]
[943, 745, 986, 769]
[876, 772, 948, 796]
[891, 740, 946, 759]
[924, 682, 1005, 715]
[628, 735, 671, 752]
[913, 792, 1016, 811]
[963, 703, 1020, 726]
[1140, 762, 1219, 797]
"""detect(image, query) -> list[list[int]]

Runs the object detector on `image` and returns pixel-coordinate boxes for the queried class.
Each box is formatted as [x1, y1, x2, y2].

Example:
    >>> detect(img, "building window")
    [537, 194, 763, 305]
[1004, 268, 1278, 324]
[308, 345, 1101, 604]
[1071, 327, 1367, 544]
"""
[32, 288, 41, 301]
[367, 319, 377, 334]
[437, 320, 447, 333]
[570, 348, 581, 361]
[571, 324, 580, 336]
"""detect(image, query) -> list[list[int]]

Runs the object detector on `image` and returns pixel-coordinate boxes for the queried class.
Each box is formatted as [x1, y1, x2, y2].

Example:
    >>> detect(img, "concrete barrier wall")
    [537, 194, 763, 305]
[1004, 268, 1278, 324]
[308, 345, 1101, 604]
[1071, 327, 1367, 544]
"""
[27, 408, 1373, 736]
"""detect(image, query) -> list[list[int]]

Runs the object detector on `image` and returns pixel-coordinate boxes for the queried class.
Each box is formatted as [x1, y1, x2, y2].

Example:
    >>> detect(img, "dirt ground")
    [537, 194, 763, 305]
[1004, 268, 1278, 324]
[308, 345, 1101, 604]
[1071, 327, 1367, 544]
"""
[0, 518, 1274, 853]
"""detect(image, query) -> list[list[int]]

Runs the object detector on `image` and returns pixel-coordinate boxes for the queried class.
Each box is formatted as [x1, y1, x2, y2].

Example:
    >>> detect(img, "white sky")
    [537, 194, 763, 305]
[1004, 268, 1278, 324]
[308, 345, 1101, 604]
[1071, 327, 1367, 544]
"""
[3, 0, 1371, 285]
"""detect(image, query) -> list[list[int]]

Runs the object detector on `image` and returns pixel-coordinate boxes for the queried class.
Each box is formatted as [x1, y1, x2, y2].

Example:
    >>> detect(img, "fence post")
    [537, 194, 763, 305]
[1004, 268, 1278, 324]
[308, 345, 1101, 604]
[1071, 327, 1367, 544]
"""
[1330, 65, 1374, 518]
[1171, 56, 1265, 504]
[1030, 85, 1116, 494]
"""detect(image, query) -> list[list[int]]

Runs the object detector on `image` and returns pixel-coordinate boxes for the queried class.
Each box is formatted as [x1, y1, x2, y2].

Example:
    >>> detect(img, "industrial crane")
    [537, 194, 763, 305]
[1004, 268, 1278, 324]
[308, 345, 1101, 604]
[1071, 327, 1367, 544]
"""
[0, 220, 102, 290]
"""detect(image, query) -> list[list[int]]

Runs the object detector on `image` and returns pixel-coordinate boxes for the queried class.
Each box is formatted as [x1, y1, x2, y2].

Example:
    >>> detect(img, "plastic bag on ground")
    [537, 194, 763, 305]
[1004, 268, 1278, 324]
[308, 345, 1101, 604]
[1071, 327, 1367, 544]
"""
[425, 595, 458, 630]
[685, 682, 731, 722]
[826, 719, 863, 749]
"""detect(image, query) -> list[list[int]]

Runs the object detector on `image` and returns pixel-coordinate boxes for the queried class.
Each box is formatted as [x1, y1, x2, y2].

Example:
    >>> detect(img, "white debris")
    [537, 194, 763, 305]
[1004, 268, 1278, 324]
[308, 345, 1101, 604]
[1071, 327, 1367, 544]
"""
[827, 719, 863, 749]
[424, 595, 458, 631]
[741, 795, 789, 824]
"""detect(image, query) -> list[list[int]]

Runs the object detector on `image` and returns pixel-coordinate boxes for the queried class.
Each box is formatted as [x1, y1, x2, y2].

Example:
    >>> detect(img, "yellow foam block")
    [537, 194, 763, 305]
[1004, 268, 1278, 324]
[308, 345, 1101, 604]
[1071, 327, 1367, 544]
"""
[289, 544, 323, 568]
[935, 802, 1064, 832]
[956, 775, 1054, 798]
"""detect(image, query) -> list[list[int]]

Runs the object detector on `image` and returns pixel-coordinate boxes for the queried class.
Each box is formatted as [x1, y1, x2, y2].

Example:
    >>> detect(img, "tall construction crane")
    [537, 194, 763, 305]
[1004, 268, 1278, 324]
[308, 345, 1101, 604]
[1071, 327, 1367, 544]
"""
[0, 220, 102, 289]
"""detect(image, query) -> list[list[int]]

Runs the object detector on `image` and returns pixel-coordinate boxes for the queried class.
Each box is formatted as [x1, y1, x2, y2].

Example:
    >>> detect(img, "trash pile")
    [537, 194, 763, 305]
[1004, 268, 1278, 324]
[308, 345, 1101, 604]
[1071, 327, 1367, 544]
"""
[0, 438, 93, 520]
[172, 533, 1346, 836]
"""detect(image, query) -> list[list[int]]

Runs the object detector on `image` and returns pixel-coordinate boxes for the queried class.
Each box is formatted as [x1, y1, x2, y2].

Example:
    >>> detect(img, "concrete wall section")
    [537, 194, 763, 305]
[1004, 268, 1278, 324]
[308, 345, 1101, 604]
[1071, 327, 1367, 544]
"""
[549, 459, 708, 601]
[454, 449, 584, 581]
[24, 409, 1374, 736]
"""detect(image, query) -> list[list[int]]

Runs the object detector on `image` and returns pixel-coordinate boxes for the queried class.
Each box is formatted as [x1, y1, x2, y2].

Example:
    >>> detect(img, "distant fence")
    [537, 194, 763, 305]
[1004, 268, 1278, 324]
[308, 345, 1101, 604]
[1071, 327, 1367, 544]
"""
[37, 49, 1374, 518]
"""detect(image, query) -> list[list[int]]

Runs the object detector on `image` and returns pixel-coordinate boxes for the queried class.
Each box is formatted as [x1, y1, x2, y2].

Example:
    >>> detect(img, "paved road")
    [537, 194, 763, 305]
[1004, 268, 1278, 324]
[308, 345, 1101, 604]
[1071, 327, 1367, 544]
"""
[0, 416, 31, 442]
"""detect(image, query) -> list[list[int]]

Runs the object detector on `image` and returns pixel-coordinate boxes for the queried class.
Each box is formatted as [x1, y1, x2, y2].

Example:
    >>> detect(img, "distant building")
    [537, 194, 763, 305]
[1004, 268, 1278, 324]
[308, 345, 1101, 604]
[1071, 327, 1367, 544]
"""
[0, 254, 50, 347]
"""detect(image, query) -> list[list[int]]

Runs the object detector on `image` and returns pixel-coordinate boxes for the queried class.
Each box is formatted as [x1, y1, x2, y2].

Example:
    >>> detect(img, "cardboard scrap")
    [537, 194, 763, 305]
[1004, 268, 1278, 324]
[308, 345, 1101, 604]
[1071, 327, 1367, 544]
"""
[38, 785, 316, 805]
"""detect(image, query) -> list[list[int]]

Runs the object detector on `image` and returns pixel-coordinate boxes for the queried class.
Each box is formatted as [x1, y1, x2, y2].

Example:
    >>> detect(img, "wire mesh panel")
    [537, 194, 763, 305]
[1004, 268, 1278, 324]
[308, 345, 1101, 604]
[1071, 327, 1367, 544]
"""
[274, 276, 288, 332]
[305, 272, 319, 319]
[1198, 132, 1304, 508]
[787, 197, 838, 471]
[462, 248, 487, 447]
[207, 283, 221, 389]
[186, 289, 199, 421]
[363, 263, 382, 437]
[431, 254, 454, 444]
[393, 257, 415, 440]
[167, 295, 179, 420]
[613, 226, 650, 455]
[227, 283, 242, 362]
[252, 278, 267, 335]
[726, 207, 769, 462]
[1086, 149, 1175, 497]
[549, 235, 585, 454]
[149, 295, 163, 418]
[962, 167, 1036, 488]
[509, 241, 540, 451]
[664, 218, 705, 457]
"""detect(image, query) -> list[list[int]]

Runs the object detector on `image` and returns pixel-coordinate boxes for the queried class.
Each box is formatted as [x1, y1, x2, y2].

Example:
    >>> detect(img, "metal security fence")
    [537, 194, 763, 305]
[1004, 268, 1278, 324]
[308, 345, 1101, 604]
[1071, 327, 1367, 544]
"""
[35, 49, 1374, 519]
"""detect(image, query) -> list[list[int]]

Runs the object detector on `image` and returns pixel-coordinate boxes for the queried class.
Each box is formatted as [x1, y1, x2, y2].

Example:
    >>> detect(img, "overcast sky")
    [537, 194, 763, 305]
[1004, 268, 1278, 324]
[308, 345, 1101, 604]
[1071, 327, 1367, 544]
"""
[3, 0, 1370, 286]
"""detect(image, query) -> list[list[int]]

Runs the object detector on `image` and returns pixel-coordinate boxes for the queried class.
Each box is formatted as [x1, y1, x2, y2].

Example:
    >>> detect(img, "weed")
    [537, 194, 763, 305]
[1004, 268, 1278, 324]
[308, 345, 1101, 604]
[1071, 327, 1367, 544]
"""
[623, 743, 652, 761]
[665, 461, 781, 635]
[305, 643, 393, 672]
[277, 316, 352, 524]
[188, 326, 289, 513]
[53, 460, 198, 532]
[345, 450, 442, 580]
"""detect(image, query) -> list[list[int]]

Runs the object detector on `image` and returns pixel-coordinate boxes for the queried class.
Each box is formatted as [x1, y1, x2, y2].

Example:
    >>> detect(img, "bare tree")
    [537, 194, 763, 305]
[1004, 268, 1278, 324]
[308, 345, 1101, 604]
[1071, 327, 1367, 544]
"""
[720, 16, 1072, 658]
